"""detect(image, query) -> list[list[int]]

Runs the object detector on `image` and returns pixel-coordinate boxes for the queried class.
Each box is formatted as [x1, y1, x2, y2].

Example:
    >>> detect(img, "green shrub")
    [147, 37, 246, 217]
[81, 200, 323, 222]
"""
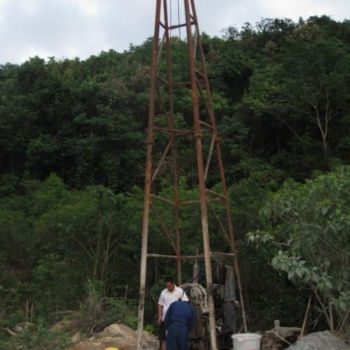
[4, 322, 71, 350]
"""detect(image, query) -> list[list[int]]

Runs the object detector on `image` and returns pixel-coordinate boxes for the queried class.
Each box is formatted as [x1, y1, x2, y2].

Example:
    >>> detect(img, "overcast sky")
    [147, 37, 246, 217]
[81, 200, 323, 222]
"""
[0, 0, 349, 65]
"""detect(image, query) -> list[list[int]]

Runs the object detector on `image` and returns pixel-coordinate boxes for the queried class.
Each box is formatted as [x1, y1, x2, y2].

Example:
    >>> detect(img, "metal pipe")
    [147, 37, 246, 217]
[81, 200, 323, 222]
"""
[147, 252, 235, 259]
[184, 0, 217, 348]
[136, 1, 162, 348]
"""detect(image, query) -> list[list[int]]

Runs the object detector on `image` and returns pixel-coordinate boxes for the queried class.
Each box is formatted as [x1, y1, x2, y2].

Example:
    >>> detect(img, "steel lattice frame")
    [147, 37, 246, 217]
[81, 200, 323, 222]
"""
[137, 1, 247, 349]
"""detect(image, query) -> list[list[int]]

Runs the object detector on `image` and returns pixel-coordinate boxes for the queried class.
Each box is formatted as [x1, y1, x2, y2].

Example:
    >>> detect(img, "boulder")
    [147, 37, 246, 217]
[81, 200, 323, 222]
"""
[102, 323, 135, 338]
[286, 331, 350, 350]
[71, 332, 81, 343]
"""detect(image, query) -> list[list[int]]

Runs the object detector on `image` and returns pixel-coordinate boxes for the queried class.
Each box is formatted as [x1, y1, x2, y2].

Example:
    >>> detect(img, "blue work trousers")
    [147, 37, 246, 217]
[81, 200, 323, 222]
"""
[166, 323, 189, 350]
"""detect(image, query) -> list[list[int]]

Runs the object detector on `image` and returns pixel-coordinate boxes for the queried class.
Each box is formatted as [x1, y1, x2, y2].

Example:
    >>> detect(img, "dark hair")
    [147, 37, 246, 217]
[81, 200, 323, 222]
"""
[164, 276, 175, 283]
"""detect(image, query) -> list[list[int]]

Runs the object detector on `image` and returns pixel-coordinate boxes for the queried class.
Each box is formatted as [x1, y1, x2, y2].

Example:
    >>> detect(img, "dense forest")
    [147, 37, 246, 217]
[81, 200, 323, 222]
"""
[1, 15, 350, 347]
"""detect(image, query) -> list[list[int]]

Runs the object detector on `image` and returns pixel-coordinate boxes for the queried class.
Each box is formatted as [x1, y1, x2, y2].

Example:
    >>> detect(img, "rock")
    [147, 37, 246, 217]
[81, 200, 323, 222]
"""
[13, 321, 33, 333]
[51, 319, 73, 332]
[71, 332, 81, 343]
[102, 324, 134, 338]
[286, 331, 350, 350]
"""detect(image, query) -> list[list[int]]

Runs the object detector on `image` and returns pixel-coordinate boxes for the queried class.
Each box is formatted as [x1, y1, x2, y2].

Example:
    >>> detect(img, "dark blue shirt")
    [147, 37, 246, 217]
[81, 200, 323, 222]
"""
[164, 301, 195, 331]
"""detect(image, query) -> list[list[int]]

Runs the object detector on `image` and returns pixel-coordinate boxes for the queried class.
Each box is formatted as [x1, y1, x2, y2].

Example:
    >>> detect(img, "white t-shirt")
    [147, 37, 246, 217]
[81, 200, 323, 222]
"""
[158, 285, 189, 320]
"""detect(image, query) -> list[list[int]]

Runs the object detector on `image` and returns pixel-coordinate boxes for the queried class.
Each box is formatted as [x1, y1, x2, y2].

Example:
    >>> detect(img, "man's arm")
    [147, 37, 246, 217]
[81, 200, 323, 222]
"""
[157, 304, 163, 325]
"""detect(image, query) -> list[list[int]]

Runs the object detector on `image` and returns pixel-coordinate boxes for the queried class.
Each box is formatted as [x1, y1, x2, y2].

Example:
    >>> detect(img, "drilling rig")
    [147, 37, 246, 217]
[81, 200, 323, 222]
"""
[136, 1, 247, 349]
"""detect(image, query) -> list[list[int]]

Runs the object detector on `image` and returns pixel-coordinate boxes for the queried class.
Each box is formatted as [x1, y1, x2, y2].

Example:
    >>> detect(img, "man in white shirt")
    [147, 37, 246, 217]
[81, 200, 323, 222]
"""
[158, 276, 189, 350]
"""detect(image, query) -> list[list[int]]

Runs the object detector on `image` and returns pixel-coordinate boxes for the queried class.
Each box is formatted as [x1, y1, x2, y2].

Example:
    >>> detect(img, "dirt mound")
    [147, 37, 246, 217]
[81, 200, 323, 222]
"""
[286, 331, 350, 350]
[65, 323, 157, 350]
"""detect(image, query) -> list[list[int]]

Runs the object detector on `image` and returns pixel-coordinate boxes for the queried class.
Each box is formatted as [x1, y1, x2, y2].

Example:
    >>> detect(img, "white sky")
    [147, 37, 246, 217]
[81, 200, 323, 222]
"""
[0, 0, 349, 64]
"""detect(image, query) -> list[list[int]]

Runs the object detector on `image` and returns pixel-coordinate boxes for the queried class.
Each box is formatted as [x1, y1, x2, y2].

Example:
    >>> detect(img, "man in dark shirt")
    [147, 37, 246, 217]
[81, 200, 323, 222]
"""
[164, 299, 195, 350]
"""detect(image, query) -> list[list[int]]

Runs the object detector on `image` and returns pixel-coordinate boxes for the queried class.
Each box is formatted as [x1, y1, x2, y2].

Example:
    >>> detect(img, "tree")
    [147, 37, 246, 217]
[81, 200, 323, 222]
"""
[241, 20, 350, 175]
[248, 166, 350, 332]
[281, 34, 350, 160]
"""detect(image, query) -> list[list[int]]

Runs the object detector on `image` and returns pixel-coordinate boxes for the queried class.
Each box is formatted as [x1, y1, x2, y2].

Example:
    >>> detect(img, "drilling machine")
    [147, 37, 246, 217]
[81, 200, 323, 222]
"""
[181, 262, 237, 349]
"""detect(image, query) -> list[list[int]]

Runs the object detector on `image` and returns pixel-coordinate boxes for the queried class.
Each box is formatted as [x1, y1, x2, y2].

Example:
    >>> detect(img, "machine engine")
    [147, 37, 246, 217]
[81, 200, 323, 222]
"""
[181, 265, 237, 349]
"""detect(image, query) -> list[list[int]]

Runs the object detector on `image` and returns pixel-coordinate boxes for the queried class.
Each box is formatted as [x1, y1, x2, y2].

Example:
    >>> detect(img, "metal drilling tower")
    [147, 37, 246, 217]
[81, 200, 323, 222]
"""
[137, 0, 247, 349]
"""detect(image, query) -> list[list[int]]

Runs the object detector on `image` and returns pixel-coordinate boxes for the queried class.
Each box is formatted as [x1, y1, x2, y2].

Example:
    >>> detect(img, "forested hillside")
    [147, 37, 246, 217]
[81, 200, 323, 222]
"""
[1, 15, 350, 346]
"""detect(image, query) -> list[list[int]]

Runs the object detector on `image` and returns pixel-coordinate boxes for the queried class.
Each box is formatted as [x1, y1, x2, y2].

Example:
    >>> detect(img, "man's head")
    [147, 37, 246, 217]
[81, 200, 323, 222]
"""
[164, 276, 175, 292]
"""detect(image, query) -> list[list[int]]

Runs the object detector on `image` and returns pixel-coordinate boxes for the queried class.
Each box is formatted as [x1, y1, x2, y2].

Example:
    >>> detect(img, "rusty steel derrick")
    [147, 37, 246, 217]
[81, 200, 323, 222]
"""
[137, 0, 247, 349]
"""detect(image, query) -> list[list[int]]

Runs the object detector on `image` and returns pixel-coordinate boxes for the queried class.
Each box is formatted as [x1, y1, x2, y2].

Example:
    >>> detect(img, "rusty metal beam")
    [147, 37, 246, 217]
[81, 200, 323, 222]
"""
[153, 127, 192, 135]
[151, 139, 172, 185]
[207, 200, 230, 243]
[205, 188, 226, 200]
[204, 133, 216, 181]
[150, 201, 177, 253]
[184, 0, 217, 348]
[136, 1, 162, 349]
[147, 252, 235, 259]
[150, 194, 175, 206]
